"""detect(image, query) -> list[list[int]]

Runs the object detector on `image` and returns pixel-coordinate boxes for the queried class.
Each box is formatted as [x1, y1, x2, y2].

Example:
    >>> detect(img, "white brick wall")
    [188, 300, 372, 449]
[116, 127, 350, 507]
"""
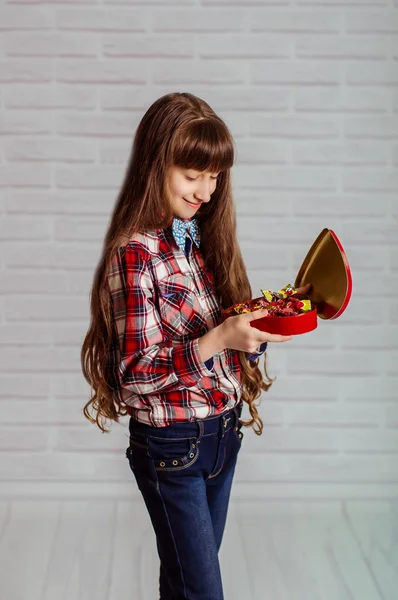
[0, 0, 397, 498]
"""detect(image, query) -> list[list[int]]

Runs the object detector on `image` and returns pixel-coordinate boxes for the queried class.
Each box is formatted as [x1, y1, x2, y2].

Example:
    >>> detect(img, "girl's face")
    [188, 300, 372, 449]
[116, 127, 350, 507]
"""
[166, 165, 219, 221]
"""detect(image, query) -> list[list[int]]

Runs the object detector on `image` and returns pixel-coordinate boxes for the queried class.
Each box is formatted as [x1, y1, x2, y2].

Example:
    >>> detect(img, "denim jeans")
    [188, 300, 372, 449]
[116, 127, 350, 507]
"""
[125, 401, 244, 600]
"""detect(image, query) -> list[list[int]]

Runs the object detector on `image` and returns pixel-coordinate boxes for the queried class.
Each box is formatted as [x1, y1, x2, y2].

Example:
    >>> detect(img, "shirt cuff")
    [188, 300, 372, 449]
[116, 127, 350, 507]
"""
[172, 338, 216, 387]
[246, 341, 268, 362]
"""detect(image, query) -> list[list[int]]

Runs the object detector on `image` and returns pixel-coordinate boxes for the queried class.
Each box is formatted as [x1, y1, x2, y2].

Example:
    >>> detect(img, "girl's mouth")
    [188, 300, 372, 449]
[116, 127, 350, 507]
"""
[184, 198, 201, 208]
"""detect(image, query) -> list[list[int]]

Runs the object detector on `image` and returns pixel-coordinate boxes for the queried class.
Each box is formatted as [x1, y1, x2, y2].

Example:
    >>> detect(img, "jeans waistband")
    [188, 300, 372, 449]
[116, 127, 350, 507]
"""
[129, 401, 243, 440]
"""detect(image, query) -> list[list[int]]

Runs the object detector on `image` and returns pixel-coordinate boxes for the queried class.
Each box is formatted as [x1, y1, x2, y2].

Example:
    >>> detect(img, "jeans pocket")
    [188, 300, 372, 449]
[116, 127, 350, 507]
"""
[147, 435, 199, 471]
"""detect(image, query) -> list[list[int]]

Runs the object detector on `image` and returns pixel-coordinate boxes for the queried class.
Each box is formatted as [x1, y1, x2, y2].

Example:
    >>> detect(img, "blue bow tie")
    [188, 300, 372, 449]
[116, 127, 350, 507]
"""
[171, 217, 200, 251]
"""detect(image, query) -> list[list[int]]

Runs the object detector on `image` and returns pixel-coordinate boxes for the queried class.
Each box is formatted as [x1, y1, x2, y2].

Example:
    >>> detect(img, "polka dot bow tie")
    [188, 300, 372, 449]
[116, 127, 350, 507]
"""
[171, 217, 201, 251]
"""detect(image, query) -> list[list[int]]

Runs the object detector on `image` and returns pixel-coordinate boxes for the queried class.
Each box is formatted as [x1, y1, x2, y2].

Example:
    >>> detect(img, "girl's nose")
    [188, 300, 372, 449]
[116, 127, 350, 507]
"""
[194, 182, 212, 203]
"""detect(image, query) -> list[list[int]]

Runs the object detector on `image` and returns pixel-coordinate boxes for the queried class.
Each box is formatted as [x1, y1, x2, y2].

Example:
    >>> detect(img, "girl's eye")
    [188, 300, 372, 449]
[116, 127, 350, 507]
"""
[185, 176, 219, 181]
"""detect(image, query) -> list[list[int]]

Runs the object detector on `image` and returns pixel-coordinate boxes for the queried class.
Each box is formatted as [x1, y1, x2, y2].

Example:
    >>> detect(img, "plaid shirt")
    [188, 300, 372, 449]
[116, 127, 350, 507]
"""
[108, 225, 266, 427]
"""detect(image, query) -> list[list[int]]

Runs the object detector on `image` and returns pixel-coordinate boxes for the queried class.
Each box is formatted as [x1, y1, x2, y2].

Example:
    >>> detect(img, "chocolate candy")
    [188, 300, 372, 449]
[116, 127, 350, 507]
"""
[226, 284, 312, 318]
[261, 289, 273, 302]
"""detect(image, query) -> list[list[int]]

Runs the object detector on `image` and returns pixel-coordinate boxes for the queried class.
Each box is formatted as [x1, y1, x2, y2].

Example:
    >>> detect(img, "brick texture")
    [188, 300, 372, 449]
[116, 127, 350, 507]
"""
[0, 1, 397, 495]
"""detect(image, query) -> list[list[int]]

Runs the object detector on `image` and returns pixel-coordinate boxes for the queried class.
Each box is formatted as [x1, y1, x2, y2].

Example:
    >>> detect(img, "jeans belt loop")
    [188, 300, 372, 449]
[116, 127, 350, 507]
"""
[234, 403, 241, 429]
[219, 410, 231, 439]
[197, 420, 204, 442]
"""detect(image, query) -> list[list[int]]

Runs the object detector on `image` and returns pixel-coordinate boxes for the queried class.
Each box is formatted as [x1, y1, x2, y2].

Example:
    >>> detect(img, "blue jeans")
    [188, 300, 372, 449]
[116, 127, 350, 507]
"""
[125, 401, 244, 600]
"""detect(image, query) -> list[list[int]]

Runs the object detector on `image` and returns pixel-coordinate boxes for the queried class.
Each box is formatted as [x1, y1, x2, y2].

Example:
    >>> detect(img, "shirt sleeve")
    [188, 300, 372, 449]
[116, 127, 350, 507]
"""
[111, 244, 216, 395]
[246, 341, 268, 362]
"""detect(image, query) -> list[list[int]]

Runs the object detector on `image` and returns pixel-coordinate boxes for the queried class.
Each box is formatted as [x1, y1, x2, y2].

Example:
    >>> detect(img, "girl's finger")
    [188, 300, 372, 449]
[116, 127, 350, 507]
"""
[262, 334, 292, 343]
[295, 283, 312, 295]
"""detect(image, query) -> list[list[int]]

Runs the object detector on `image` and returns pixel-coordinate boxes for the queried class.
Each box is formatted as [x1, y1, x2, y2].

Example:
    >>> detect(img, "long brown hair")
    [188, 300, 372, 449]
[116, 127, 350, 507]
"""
[81, 92, 274, 435]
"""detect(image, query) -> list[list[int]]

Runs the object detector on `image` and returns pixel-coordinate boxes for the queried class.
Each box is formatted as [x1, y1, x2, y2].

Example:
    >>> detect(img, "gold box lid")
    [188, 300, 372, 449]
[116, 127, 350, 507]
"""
[294, 228, 352, 320]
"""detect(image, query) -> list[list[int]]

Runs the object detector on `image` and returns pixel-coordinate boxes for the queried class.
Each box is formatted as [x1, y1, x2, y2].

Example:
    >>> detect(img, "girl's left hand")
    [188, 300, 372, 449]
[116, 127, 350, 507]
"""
[295, 282, 312, 295]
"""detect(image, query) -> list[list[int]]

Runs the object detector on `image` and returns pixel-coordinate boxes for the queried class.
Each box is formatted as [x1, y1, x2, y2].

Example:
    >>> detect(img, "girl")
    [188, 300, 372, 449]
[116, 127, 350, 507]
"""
[81, 92, 303, 600]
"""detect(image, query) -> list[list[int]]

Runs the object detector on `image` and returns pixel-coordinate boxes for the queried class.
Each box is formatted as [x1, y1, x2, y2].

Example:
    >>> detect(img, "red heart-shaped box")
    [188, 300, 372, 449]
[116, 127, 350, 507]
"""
[221, 228, 353, 336]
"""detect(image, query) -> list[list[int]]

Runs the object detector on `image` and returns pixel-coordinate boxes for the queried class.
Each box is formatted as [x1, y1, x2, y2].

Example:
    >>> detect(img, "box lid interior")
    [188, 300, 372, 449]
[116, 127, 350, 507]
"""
[294, 228, 352, 320]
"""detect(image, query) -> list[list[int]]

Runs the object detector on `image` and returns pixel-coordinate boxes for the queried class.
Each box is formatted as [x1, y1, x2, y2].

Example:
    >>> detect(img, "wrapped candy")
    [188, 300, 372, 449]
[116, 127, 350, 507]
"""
[224, 284, 313, 318]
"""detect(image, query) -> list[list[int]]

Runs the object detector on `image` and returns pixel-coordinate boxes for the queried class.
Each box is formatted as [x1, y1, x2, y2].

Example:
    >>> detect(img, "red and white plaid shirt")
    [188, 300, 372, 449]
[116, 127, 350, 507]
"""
[108, 225, 261, 427]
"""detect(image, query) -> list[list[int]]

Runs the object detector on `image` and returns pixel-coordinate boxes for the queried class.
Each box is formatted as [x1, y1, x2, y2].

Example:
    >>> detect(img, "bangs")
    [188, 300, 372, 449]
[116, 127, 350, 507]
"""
[170, 118, 234, 174]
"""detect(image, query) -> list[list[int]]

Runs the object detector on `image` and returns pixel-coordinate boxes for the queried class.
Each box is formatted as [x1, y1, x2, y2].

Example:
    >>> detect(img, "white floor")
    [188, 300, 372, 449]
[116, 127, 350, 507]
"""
[0, 498, 396, 600]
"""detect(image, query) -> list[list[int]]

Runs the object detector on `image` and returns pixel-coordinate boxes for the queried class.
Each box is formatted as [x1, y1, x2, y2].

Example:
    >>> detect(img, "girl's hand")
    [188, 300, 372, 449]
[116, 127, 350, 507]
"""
[295, 282, 312, 295]
[219, 309, 292, 353]
[218, 284, 312, 353]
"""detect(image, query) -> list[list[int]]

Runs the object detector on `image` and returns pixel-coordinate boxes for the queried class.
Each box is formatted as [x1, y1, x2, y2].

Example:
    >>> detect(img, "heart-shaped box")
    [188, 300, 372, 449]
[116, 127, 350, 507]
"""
[221, 228, 353, 336]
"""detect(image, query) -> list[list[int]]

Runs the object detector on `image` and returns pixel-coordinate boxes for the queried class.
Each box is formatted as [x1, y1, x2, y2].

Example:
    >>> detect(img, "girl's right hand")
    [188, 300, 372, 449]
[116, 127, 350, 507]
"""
[219, 308, 292, 353]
